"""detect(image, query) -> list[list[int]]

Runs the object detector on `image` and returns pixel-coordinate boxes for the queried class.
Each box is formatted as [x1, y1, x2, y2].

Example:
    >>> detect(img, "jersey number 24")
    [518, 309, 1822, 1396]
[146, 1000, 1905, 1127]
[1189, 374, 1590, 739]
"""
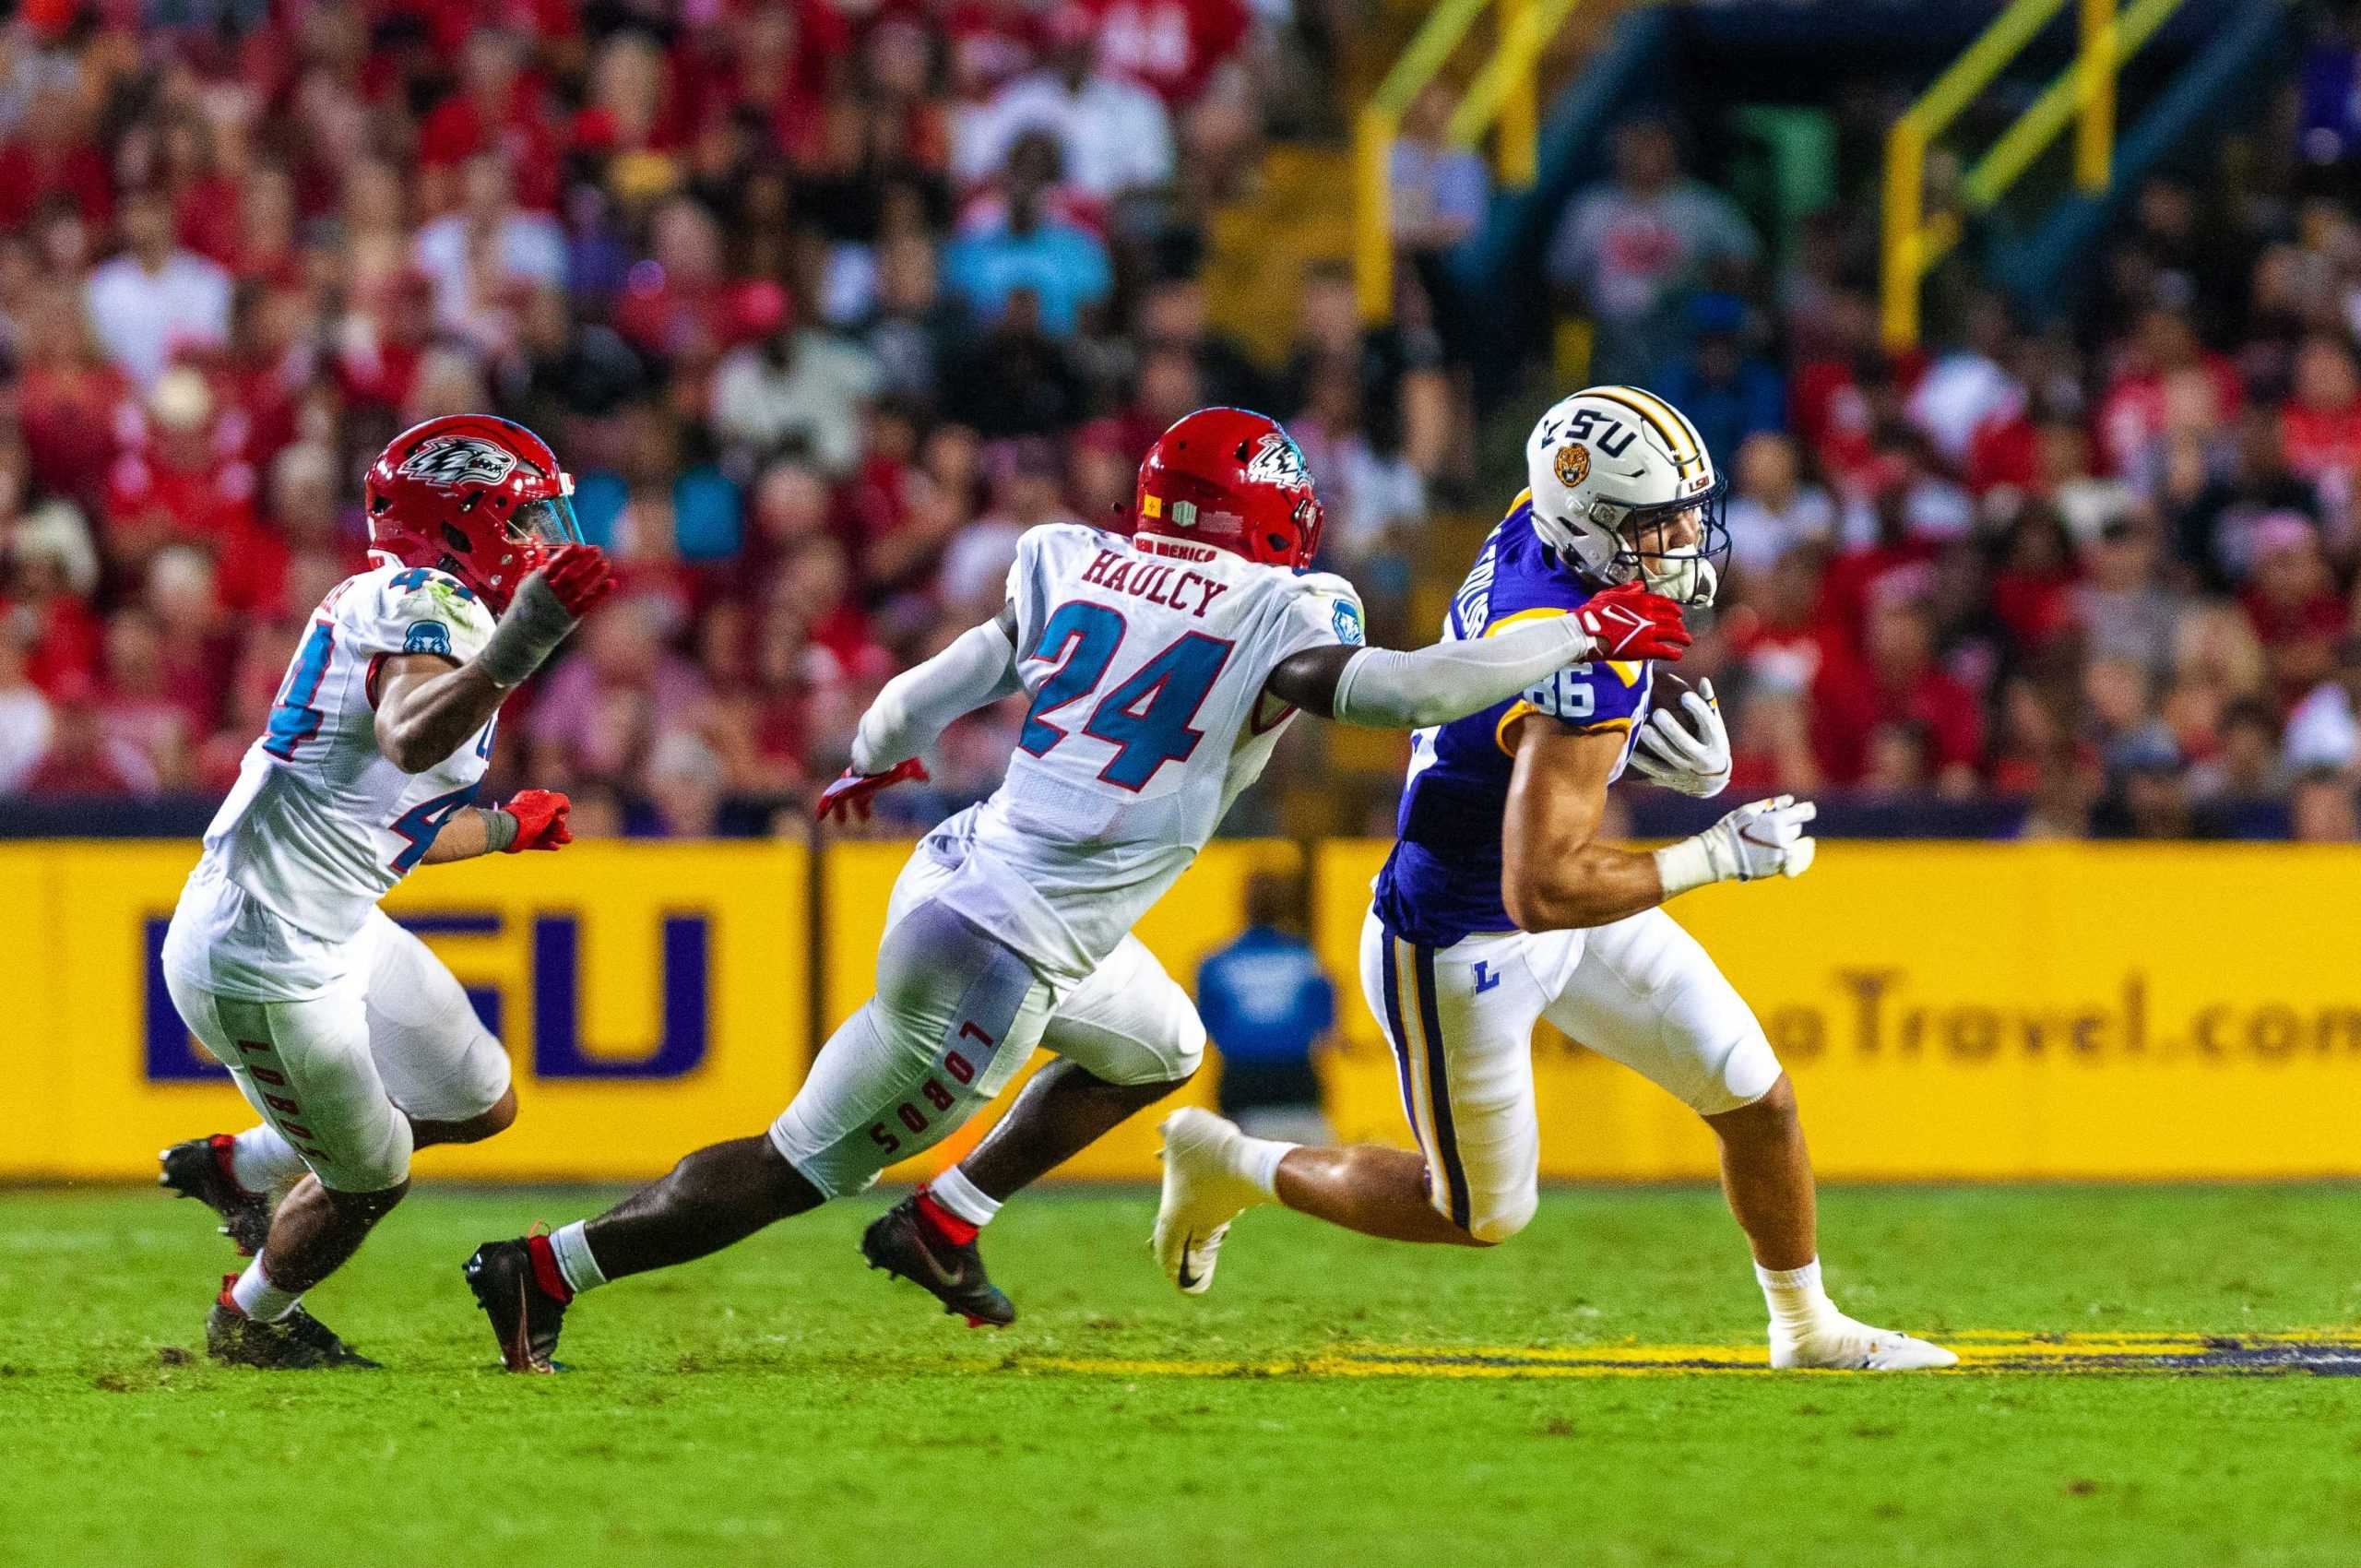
[1017, 600, 1234, 790]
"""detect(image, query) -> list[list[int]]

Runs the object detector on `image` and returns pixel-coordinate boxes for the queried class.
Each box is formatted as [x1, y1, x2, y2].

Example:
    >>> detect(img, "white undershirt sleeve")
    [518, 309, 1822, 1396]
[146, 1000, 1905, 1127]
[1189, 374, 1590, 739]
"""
[1327, 615, 1597, 730]
[848, 616, 1021, 774]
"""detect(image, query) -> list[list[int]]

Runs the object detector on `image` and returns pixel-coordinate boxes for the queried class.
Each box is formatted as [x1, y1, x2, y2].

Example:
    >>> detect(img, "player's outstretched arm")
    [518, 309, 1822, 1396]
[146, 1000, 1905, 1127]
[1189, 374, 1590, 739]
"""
[420, 790, 575, 863]
[1501, 721, 1819, 932]
[1266, 581, 1691, 730]
[820, 606, 1022, 822]
[374, 546, 613, 773]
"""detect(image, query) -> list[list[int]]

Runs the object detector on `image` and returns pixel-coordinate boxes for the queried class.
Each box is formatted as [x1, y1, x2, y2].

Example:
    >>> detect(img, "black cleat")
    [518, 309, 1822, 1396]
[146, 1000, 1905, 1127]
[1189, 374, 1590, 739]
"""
[206, 1291, 380, 1370]
[464, 1237, 569, 1372]
[160, 1134, 275, 1255]
[860, 1196, 1015, 1327]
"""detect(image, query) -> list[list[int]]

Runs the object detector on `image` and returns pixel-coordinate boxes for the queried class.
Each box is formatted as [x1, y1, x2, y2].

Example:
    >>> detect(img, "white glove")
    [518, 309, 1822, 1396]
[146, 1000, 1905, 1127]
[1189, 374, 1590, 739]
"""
[1653, 794, 1818, 897]
[1628, 678, 1731, 798]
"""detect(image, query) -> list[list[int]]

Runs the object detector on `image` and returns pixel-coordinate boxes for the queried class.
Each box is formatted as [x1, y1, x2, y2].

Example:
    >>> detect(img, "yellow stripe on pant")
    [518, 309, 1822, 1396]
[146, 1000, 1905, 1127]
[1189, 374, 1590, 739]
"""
[5, 838, 2360, 1181]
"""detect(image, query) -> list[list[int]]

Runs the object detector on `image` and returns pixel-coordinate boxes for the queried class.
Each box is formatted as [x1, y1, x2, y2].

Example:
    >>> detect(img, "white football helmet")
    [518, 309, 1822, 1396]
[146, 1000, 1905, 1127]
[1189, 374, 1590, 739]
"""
[1523, 386, 1728, 606]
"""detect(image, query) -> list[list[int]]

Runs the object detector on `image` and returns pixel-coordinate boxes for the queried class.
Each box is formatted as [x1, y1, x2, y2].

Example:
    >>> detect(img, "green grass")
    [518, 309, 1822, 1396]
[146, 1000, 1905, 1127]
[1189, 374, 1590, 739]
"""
[6, 1183, 2360, 1568]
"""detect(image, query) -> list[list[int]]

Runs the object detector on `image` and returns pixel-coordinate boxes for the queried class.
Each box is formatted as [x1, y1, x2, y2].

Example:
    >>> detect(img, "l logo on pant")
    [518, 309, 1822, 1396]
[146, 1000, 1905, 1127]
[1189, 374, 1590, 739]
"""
[1473, 961, 1501, 995]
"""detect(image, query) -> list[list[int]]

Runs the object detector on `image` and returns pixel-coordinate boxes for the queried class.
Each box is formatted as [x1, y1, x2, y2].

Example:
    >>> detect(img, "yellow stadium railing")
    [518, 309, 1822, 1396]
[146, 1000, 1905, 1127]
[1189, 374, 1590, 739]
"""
[1355, 0, 1590, 322]
[1882, 0, 2191, 349]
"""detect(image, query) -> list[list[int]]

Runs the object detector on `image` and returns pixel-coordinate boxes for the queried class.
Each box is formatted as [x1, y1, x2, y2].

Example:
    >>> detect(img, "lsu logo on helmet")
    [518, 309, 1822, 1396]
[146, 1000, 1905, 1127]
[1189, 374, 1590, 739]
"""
[1554, 443, 1590, 487]
[396, 436, 520, 489]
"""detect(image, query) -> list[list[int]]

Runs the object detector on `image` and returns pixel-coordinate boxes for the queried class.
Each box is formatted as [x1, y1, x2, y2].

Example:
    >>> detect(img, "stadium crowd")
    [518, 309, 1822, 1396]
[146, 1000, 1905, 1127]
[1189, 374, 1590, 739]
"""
[2, 0, 2359, 843]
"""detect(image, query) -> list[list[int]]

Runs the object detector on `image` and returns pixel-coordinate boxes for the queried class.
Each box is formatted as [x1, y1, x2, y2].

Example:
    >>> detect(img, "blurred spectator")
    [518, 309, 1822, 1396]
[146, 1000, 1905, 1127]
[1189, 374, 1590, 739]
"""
[1545, 119, 1758, 386]
[943, 133, 1113, 339]
[418, 28, 562, 214]
[1198, 868, 1335, 1144]
[940, 438, 1082, 618]
[1278, 260, 1448, 480]
[2287, 768, 2360, 841]
[2092, 728, 2212, 839]
[411, 153, 566, 350]
[2075, 515, 2184, 676]
[85, 188, 231, 389]
[710, 283, 884, 476]
[2239, 516, 2344, 706]
[1724, 434, 1835, 577]
[18, 675, 146, 795]
[1654, 292, 1785, 467]
[1389, 81, 1488, 259]
[1136, 273, 1266, 410]
[953, 7, 1175, 200]
[0, 623, 50, 790]
[1086, 0, 1253, 106]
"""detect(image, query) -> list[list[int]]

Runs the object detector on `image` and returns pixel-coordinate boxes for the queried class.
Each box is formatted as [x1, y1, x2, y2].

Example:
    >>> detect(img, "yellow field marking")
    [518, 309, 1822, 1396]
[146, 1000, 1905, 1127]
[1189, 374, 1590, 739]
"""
[1016, 1331, 2361, 1380]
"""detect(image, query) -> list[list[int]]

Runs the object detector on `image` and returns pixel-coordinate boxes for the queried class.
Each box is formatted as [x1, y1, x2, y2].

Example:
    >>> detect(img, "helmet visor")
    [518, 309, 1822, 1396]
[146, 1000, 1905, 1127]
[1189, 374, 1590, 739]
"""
[1610, 476, 1730, 605]
[510, 494, 585, 549]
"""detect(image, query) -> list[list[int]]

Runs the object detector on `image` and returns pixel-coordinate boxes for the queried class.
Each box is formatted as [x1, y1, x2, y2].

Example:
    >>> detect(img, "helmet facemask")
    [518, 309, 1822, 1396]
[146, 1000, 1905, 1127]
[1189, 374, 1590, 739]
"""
[1597, 475, 1729, 607]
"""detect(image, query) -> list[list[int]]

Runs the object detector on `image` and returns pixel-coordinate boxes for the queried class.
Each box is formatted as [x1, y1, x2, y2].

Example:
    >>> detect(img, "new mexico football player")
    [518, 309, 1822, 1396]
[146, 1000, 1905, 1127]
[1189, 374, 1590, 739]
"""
[158, 416, 611, 1368]
[464, 408, 1693, 1369]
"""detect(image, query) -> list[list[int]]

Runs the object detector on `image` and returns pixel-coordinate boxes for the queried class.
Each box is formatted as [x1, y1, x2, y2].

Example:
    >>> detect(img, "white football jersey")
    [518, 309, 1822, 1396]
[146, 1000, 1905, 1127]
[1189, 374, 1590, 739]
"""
[925, 522, 1364, 988]
[194, 564, 499, 955]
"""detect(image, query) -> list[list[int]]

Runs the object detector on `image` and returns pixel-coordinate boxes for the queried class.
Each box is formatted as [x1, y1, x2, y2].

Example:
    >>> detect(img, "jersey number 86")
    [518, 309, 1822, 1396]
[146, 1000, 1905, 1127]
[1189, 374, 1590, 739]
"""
[1521, 664, 1598, 722]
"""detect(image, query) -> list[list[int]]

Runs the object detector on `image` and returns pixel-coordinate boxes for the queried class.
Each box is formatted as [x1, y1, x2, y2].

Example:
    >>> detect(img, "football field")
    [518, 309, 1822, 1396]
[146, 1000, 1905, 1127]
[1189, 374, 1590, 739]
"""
[6, 1182, 2358, 1568]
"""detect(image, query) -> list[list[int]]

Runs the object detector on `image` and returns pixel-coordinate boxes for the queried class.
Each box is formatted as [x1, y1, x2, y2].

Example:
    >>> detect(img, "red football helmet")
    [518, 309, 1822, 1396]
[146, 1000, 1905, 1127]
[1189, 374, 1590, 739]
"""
[1133, 407, 1324, 570]
[363, 415, 583, 612]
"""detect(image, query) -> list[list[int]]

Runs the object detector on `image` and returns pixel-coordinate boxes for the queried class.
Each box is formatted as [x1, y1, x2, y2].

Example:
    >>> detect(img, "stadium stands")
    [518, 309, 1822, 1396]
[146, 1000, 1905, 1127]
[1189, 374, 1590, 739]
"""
[0, 0, 2355, 844]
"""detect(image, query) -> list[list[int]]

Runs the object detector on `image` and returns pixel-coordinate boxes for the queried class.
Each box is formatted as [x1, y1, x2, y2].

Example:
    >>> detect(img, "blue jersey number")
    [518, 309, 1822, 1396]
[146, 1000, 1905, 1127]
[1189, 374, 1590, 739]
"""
[262, 621, 337, 759]
[1018, 601, 1125, 757]
[1083, 632, 1229, 788]
[387, 567, 475, 600]
[387, 784, 481, 873]
[1017, 601, 1233, 791]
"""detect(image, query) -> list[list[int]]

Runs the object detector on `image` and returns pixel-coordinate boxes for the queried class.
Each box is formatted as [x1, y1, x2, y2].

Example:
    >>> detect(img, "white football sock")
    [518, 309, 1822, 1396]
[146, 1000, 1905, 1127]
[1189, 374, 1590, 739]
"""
[927, 1165, 1002, 1229]
[1235, 1134, 1296, 1200]
[549, 1221, 608, 1296]
[229, 1126, 307, 1194]
[1756, 1257, 1836, 1336]
[229, 1255, 300, 1322]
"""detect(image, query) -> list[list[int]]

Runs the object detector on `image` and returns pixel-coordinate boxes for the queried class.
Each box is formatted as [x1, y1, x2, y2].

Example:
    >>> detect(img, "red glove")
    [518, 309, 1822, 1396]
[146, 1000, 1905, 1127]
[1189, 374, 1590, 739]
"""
[538, 544, 614, 619]
[1574, 580, 1691, 662]
[502, 790, 573, 851]
[815, 759, 930, 824]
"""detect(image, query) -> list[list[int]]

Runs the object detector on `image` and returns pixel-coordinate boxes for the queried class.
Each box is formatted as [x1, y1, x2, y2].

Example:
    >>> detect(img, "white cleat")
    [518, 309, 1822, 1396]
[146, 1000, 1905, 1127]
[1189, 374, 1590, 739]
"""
[1152, 1109, 1267, 1296]
[1771, 1314, 1959, 1371]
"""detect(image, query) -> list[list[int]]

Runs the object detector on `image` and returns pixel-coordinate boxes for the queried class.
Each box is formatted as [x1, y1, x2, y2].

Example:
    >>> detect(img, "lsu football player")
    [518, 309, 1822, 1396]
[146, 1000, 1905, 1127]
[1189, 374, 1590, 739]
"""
[1153, 387, 1956, 1371]
[463, 407, 1694, 1368]
[156, 416, 612, 1368]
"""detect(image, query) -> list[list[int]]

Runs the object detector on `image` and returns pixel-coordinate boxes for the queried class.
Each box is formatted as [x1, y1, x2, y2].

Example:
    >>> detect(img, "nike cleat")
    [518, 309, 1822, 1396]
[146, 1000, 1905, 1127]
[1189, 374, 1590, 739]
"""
[1152, 1108, 1268, 1297]
[1771, 1314, 1958, 1371]
[464, 1236, 571, 1372]
[159, 1134, 275, 1255]
[860, 1196, 1014, 1327]
[206, 1285, 380, 1370]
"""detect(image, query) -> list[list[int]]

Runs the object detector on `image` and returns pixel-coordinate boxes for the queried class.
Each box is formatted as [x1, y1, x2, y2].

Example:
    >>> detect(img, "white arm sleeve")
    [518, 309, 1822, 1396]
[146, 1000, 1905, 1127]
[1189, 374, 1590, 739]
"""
[848, 616, 1021, 774]
[1328, 615, 1598, 730]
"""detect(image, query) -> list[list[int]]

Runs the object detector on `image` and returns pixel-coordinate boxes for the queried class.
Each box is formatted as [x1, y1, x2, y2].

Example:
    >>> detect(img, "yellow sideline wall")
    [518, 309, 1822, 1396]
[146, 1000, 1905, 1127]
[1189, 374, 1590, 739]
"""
[5, 839, 2358, 1182]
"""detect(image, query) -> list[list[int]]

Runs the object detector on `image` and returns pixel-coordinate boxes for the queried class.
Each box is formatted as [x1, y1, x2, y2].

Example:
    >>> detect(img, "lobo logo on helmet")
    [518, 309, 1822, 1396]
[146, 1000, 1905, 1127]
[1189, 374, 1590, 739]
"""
[1553, 443, 1590, 487]
[396, 436, 519, 489]
[1244, 433, 1309, 489]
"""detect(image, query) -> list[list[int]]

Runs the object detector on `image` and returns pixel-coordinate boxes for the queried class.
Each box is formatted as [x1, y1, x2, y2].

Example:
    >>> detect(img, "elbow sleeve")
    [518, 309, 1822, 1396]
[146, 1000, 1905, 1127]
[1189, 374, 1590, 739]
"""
[1329, 617, 1594, 729]
[849, 618, 1018, 773]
